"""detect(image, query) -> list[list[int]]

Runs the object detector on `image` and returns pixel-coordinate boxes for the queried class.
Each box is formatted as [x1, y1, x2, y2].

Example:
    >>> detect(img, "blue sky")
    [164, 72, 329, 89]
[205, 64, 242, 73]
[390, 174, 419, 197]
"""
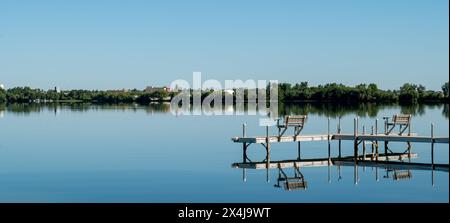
[0, 0, 448, 90]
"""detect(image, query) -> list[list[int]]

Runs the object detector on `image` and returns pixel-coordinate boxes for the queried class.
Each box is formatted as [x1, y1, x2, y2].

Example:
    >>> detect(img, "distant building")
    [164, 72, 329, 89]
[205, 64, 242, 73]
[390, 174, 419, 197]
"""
[109, 88, 130, 93]
[144, 86, 171, 93]
[223, 89, 234, 95]
[0, 84, 4, 90]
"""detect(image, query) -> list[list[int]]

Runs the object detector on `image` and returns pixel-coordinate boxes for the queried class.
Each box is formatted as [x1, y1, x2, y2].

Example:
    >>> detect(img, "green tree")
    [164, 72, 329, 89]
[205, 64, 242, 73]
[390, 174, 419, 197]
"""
[442, 82, 449, 98]
[0, 88, 6, 103]
[399, 83, 419, 104]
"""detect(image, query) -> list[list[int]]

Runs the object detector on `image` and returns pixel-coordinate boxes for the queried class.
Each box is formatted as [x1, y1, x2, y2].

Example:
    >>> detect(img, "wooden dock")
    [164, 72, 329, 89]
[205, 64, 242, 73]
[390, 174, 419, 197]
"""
[232, 116, 449, 173]
[232, 133, 448, 144]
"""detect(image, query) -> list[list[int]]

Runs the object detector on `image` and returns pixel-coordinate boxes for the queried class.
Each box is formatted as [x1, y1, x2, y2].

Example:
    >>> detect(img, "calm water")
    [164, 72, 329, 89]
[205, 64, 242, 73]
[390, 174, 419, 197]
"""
[0, 103, 448, 202]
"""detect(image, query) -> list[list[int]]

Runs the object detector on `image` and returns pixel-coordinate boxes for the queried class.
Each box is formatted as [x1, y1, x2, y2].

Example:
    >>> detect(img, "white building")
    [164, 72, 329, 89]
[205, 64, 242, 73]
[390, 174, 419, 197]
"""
[223, 89, 234, 95]
[145, 86, 171, 93]
[0, 84, 4, 90]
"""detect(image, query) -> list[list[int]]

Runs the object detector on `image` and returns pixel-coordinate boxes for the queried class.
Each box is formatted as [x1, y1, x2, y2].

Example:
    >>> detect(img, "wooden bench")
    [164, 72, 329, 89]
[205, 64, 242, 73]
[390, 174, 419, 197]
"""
[276, 115, 307, 138]
[383, 114, 412, 135]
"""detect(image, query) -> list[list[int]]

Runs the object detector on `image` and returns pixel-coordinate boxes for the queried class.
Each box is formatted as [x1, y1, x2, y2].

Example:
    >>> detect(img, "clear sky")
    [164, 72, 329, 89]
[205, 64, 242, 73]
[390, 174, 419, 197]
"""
[0, 0, 448, 90]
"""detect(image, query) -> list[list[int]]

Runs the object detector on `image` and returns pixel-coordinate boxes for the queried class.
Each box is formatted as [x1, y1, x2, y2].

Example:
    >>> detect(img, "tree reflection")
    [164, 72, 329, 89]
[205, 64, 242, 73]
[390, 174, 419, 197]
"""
[0, 102, 448, 119]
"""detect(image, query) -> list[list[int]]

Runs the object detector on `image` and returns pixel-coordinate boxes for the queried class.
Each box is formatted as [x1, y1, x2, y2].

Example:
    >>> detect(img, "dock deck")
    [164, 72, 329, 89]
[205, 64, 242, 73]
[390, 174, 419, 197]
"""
[332, 134, 449, 143]
[232, 133, 449, 144]
[232, 134, 329, 144]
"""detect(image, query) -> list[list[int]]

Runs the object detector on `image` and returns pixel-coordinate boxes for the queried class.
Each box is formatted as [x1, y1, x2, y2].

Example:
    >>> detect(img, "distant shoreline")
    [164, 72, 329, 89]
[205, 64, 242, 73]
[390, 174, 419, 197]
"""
[1, 82, 448, 104]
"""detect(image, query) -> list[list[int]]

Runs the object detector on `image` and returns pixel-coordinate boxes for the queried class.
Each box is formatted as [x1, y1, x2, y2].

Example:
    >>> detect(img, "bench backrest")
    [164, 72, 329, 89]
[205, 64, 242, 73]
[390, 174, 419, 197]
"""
[285, 115, 307, 126]
[392, 114, 411, 125]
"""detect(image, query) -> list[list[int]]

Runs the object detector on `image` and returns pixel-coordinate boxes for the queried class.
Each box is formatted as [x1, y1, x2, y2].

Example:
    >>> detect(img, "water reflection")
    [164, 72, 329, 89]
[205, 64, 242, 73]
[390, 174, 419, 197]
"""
[1, 103, 448, 119]
[281, 102, 448, 118]
[0, 103, 171, 115]
[0, 101, 447, 202]
[232, 151, 448, 191]
[274, 165, 308, 191]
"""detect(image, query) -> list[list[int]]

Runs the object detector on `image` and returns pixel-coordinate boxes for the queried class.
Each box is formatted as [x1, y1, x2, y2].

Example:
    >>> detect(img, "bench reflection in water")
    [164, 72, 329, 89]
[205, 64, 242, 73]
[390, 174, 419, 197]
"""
[274, 163, 308, 191]
[232, 151, 448, 190]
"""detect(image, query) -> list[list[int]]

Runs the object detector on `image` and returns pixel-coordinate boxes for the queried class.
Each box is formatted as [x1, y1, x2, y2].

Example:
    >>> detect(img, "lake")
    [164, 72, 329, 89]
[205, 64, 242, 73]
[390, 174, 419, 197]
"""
[0, 103, 448, 202]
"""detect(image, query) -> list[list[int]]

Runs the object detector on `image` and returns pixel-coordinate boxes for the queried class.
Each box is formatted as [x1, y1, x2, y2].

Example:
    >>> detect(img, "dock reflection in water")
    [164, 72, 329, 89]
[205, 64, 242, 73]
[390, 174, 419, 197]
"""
[232, 150, 448, 190]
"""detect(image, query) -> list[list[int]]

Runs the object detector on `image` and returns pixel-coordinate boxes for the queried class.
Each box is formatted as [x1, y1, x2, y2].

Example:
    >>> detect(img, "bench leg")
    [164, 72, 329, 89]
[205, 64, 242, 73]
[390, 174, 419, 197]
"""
[386, 125, 395, 135]
[399, 125, 408, 135]
[278, 127, 287, 138]
[294, 126, 303, 137]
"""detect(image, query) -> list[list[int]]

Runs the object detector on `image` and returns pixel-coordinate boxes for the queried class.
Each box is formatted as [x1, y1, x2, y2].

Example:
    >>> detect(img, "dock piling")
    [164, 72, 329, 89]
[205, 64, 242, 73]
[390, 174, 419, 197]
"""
[354, 117, 359, 164]
[407, 117, 412, 158]
[362, 125, 366, 161]
[243, 123, 247, 182]
[266, 125, 270, 182]
[242, 123, 247, 162]
[338, 116, 342, 158]
[431, 123, 435, 170]
[328, 117, 331, 164]
[375, 119, 379, 161]
[371, 125, 374, 160]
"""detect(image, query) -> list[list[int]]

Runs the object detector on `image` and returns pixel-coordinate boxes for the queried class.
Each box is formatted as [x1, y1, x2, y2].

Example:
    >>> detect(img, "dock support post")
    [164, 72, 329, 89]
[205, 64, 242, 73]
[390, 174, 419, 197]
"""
[354, 117, 359, 164]
[431, 123, 434, 170]
[297, 141, 301, 160]
[266, 125, 270, 182]
[242, 123, 247, 182]
[362, 125, 366, 161]
[383, 117, 388, 158]
[384, 141, 388, 157]
[338, 117, 342, 158]
[375, 119, 379, 161]
[371, 125, 374, 160]
[430, 122, 434, 187]
[242, 123, 247, 162]
[407, 119, 412, 158]
[328, 117, 331, 164]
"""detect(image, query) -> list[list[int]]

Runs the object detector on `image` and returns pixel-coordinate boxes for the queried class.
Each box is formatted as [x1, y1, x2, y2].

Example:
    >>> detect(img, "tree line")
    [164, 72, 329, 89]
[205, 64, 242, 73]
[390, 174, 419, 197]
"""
[0, 82, 448, 104]
[277, 82, 448, 104]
